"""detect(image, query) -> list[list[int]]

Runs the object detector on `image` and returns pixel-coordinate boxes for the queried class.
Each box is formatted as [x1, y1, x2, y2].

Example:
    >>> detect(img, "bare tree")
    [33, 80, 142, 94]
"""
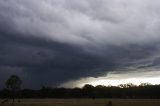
[5, 75, 22, 106]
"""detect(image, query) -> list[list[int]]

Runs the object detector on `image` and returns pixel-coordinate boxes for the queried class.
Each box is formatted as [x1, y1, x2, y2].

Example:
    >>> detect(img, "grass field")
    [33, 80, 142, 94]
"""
[1, 99, 160, 106]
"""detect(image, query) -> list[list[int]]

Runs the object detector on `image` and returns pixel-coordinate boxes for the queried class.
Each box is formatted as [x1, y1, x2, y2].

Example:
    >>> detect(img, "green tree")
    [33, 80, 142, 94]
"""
[5, 75, 22, 106]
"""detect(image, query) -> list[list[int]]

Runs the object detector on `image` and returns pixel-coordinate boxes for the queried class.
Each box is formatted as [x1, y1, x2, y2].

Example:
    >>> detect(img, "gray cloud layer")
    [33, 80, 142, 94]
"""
[0, 0, 160, 88]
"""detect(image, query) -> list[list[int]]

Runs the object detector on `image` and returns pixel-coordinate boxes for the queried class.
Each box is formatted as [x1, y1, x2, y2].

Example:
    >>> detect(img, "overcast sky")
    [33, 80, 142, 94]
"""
[0, 0, 160, 89]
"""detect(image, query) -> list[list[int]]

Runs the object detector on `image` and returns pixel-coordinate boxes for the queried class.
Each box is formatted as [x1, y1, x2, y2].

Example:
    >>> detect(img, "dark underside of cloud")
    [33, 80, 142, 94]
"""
[1, 30, 160, 88]
[1, 0, 160, 89]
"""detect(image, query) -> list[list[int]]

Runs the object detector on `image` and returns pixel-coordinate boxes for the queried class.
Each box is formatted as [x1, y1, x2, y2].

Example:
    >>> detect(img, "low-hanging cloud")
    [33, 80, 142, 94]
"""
[1, 0, 160, 88]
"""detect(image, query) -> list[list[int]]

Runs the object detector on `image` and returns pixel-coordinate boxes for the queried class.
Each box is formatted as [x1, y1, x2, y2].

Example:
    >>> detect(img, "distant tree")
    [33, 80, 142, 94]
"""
[118, 84, 126, 88]
[82, 84, 95, 98]
[126, 83, 137, 88]
[5, 75, 22, 106]
[118, 83, 136, 88]
[83, 84, 94, 89]
[95, 85, 106, 89]
[139, 83, 152, 87]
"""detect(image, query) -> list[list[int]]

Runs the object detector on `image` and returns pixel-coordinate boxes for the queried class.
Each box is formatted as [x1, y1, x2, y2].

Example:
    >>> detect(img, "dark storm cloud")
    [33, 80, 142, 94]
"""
[1, 0, 160, 88]
[0, 32, 113, 88]
[1, 31, 160, 88]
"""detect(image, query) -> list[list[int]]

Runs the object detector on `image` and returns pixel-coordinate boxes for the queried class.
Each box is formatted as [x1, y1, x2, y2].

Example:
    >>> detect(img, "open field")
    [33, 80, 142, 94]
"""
[1, 99, 160, 106]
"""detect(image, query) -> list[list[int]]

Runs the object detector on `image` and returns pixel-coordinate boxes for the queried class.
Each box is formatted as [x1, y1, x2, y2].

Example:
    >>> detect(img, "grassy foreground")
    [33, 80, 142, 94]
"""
[1, 99, 160, 106]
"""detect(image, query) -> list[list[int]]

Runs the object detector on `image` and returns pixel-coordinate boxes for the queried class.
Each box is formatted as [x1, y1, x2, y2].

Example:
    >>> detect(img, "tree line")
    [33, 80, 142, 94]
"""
[1, 75, 160, 99]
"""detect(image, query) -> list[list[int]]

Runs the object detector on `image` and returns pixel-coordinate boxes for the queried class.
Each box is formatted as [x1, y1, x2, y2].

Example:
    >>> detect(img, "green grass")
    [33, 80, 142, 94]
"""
[1, 99, 160, 106]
